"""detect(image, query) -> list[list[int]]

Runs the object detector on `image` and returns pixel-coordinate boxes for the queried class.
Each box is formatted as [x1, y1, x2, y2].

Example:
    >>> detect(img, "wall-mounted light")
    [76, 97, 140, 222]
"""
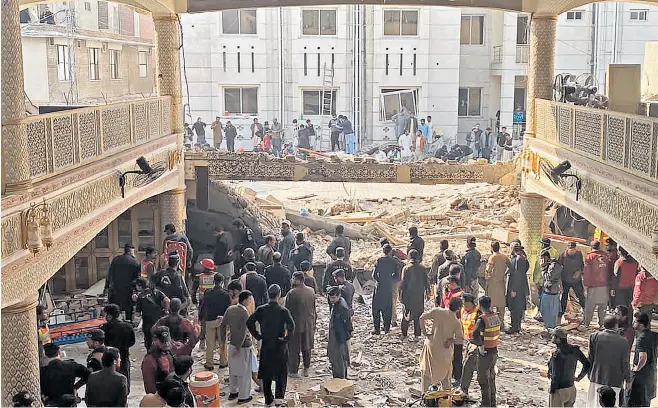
[119, 156, 154, 198]
[22, 198, 54, 254]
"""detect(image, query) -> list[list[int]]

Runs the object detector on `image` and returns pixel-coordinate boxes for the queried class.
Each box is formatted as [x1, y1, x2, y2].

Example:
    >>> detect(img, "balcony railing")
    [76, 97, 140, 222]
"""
[535, 99, 658, 180]
[516, 44, 529, 63]
[11, 96, 172, 182]
[492, 46, 502, 64]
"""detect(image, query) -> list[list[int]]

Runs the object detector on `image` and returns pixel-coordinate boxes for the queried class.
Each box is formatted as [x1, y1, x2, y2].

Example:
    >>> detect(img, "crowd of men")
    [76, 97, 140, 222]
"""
[184, 114, 357, 156]
[29, 219, 657, 408]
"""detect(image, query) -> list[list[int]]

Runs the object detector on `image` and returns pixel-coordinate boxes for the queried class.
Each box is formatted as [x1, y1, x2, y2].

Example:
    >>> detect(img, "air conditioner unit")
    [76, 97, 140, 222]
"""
[76, 40, 84, 48]
[48, 38, 55, 46]
[638, 101, 658, 118]
[101, 42, 108, 52]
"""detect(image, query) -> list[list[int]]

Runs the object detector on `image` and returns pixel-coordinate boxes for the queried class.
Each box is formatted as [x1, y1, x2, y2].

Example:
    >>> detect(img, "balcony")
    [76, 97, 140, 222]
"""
[534, 99, 658, 180]
[515, 44, 528, 64]
[3, 96, 172, 189]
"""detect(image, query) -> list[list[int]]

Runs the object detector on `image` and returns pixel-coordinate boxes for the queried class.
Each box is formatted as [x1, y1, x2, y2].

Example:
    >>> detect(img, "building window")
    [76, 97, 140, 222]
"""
[109, 49, 120, 79]
[458, 88, 482, 117]
[98, 1, 108, 29]
[56, 45, 70, 81]
[302, 9, 337, 36]
[302, 90, 337, 115]
[136, 205, 155, 252]
[516, 16, 528, 44]
[380, 89, 418, 121]
[224, 87, 258, 115]
[383, 10, 418, 36]
[566, 10, 583, 20]
[138, 51, 148, 77]
[222, 9, 257, 34]
[84, 1, 91, 11]
[630, 10, 648, 21]
[460, 15, 484, 44]
[89, 47, 100, 80]
[134, 10, 140, 36]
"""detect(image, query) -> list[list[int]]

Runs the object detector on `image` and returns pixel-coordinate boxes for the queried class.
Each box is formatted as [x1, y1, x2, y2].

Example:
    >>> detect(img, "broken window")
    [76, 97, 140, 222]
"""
[380, 89, 418, 121]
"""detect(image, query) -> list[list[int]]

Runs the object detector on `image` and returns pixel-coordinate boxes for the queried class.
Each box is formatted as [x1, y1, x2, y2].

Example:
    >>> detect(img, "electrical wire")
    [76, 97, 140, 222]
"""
[177, 14, 192, 122]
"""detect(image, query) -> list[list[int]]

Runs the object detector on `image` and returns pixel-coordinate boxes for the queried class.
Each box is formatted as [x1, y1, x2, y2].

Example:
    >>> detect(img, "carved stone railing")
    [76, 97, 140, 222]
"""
[535, 99, 658, 181]
[14, 96, 172, 182]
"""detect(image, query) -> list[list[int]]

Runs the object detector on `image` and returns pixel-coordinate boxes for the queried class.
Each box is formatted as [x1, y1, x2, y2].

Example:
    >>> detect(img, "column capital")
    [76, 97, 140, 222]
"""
[531, 14, 558, 21]
[165, 187, 186, 196]
[519, 191, 546, 200]
[153, 13, 178, 22]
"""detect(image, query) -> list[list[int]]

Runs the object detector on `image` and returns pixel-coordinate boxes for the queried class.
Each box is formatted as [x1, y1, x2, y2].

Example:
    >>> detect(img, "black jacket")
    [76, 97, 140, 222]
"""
[85, 368, 128, 407]
[105, 254, 140, 297]
[506, 253, 530, 310]
[244, 272, 268, 308]
[213, 232, 232, 265]
[407, 236, 425, 260]
[588, 329, 631, 388]
[40, 359, 90, 404]
[264, 263, 292, 295]
[102, 318, 136, 359]
[373, 255, 400, 303]
[247, 301, 295, 380]
[548, 343, 591, 393]
[200, 286, 231, 321]
[462, 248, 482, 285]
[558, 251, 584, 284]
[324, 259, 353, 290]
[329, 297, 353, 344]
[225, 124, 237, 140]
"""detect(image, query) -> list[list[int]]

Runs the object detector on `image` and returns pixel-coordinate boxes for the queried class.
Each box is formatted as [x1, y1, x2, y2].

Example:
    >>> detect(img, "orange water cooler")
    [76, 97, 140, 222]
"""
[189, 371, 220, 407]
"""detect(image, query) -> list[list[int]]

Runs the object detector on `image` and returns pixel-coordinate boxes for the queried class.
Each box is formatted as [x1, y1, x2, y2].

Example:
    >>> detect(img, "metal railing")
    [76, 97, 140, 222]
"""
[515, 44, 529, 63]
[12, 96, 172, 182]
[492, 46, 502, 64]
[535, 99, 658, 180]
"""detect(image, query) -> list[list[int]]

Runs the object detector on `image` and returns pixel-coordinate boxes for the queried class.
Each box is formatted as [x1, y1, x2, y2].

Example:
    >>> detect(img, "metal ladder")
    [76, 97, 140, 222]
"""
[318, 62, 335, 152]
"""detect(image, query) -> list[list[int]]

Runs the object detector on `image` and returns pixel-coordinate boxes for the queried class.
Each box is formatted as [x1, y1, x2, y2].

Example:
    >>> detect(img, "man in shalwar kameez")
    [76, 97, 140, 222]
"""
[419, 303, 464, 392]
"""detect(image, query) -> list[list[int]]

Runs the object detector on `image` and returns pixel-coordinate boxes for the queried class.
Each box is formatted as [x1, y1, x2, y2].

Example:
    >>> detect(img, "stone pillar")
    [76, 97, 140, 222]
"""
[2, 0, 32, 193]
[153, 14, 183, 136]
[1, 296, 40, 406]
[160, 188, 186, 232]
[519, 192, 546, 287]
[525, 15, 556, 138]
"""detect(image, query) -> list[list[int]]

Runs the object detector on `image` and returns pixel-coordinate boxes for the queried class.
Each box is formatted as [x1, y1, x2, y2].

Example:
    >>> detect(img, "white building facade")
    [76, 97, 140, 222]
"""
[180, 3, 658, 149]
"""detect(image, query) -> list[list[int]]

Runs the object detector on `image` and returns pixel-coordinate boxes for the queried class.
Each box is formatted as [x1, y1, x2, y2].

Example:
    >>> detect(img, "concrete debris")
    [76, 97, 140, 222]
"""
[320, 378, 355, 404]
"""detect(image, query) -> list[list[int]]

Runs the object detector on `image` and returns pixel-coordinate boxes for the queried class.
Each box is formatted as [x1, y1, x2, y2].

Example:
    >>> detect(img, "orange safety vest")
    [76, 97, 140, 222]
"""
[460, 306, 479, 340]
[482, 312, 501, 348]
[39, 325, 52, 345]
[199, 272, 216, 291]
[140, 259, 154, 279]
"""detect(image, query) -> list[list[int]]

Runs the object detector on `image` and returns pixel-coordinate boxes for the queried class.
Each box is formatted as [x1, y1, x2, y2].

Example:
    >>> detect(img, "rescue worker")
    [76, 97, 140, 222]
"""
[232, 218, 256, 273]
[86, 329, 107, 373]
[471, 296, 500, 408]
[459, 293, 481, 398]
[163, 223, 193, 270]
[141, 246, 157, 280]
[153, 298, 198, 356]
[197, 258, 217, 349]
[37, 304, 51, 367]
[101, 304, 136, 390]
[105, 243, 140, 321]
[540, 237, 559, 259]
[141, 326, 176, 394]
[40, 343, 90, 406]
[153, 252, 191, 313]
[133, 276, 170, 350]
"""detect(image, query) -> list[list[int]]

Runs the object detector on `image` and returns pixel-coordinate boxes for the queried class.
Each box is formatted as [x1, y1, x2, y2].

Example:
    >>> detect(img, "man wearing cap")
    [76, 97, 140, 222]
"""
[86, 329, 107, 373]
[462, 236, 482, 294]
[153, 298, 198, 356]
[232, 219, 256, 273]
[105, 243, 140, 321]
[558, 242, 586, 319]
[400, 249, 430, 339]
[540, 237, 559, 260]
[291, 232, 314, 272]
[548, 328, 591, 407]
[240, 262, 268, 308]
[163, 223, 193, 270]
[583, 240, 611, 328]
[101, 304, 136, 388]
[197, 258, 217, 348]
[141, 326, 176, 394]
[506, 241, 530, 334]
[40, 343, 90, 406]
[153, 252, 191, 313]
[264, 252, 292, 298]
[324, 247, 353, 291]
[279, 220, 295, 270]
[134, 276, 170, 350]
[300, 260, 317, 293]
[213, 225, 234, 288]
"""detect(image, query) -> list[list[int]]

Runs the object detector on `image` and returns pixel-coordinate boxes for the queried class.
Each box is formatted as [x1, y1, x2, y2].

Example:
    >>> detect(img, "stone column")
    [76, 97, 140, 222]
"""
[2, 0, 32, 193]
[1, 296, 40, 406]
[518, 192, 546, 287]
[525, 15, 557, 138]
[153, 14, 183, 136]
[160, 188, 186, 232]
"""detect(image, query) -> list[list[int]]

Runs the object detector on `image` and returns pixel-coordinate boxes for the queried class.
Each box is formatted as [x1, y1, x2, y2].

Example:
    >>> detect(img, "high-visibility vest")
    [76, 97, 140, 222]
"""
[199, 272, 216, 291]
[141, 259, 154, 279]
[482, 312, 501, 348]
[38, 325, 51, 345]
[460, 306, 479, 340]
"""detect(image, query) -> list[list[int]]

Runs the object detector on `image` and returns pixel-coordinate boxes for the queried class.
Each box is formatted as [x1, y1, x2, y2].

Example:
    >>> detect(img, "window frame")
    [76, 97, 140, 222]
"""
[379, 88, 418, 122]
[138, 50, 148, 78]
[630, 9, 648, 21]
[458, 87, 483, 117]
[301, 8, 338, 36]
[302, 89, 337, 115]
[460, 15, 485, 45]
[221, 9, 257, 35]
[109, 49, 120, 80]
[88, 47, 101, 81]
[223, 87, 259, 115]
[383, 9, 419, 36]
[566, 10, 584, 20]
[56, 44, 70, 81]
